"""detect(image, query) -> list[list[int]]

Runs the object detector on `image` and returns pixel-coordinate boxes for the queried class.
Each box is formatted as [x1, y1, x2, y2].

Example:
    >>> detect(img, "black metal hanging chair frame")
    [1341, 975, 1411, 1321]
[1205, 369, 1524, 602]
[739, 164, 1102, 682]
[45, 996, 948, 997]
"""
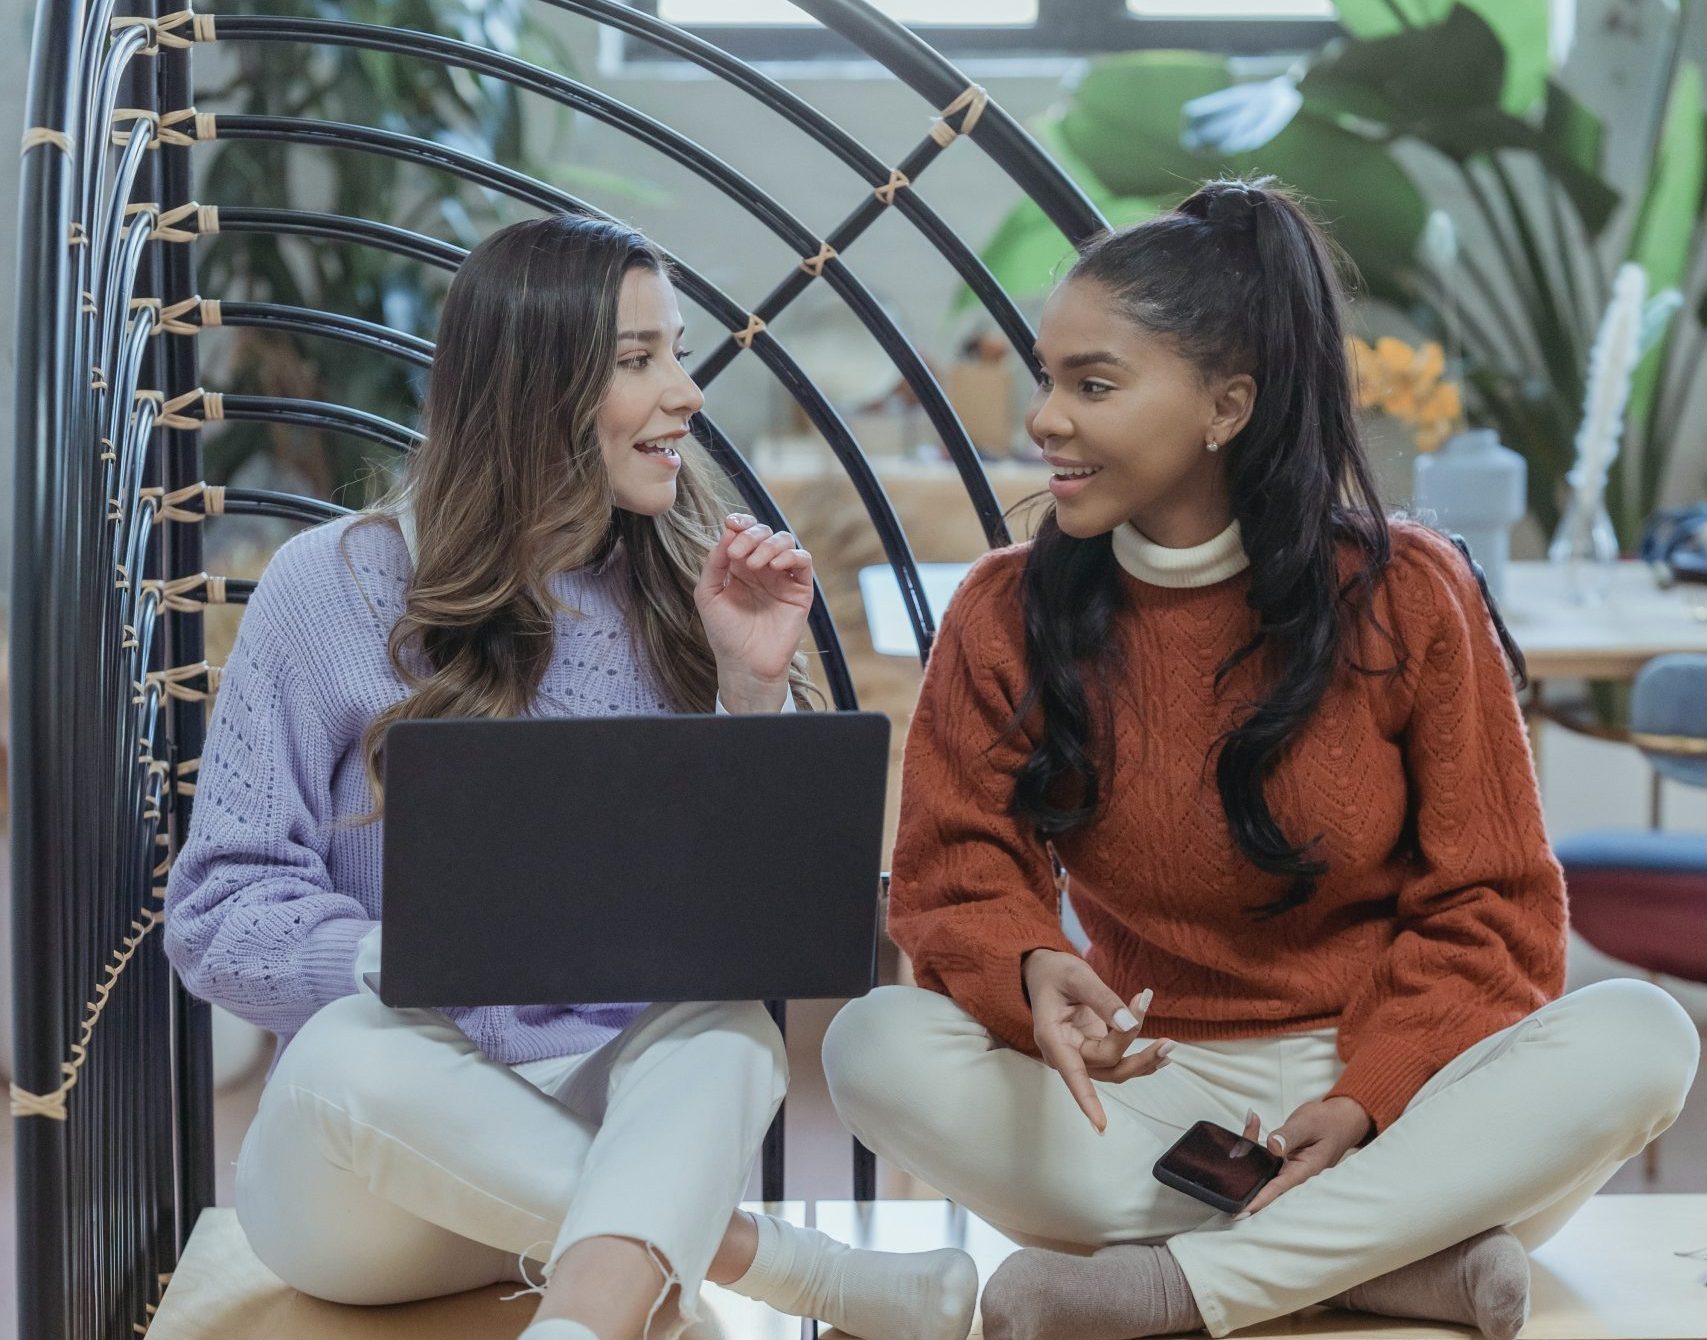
[9, 2, 1107, 1335]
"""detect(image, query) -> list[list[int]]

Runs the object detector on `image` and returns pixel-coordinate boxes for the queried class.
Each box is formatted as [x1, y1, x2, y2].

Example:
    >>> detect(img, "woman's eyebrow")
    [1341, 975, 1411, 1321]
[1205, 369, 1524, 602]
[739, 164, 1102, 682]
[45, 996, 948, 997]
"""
[1062, 350, 1132, 371]
[616, 324, 687, 343]
[1031, 347, 1133, 372]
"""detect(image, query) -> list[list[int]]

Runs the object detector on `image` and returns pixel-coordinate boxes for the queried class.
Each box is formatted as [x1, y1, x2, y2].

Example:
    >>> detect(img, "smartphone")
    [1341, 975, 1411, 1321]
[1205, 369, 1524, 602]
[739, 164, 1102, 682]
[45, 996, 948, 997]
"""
[1152, 1119, 1284, 1215]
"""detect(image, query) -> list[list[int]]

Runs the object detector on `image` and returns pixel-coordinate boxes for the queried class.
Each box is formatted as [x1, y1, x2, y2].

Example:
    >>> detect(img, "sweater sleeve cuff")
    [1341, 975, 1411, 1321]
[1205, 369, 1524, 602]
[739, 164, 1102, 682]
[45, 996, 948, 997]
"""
[930, 926, 1080, 1056]
[300, 918, 380, 1011]
[1326, 1034, 1445, 1134]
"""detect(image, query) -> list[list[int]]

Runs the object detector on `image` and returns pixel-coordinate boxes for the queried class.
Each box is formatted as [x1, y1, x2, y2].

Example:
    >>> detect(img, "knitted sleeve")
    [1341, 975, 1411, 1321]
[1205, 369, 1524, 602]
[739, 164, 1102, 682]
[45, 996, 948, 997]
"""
[887, 551, 1080, 1053]
[1327, 528, 1567, 1132]
[162, 552, 377, 1036]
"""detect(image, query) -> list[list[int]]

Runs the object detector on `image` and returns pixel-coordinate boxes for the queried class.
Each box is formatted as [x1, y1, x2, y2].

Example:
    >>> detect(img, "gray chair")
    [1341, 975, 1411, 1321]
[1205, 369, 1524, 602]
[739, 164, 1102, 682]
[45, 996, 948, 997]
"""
[1554, 653, 1707, 1180]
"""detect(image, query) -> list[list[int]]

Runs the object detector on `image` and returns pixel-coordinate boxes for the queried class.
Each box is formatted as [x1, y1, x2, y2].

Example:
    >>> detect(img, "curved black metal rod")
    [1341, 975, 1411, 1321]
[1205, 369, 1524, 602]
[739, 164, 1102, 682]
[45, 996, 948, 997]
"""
[117, 475, 156, 686]
[90, 96, 151, 303]
[542, 0, 1039, 369]
[84, 22, 150, 262]
[207, 121, 938, 657]
[215, 206, 468, 269]
[790, 0, 1108, 245]
[96, 152, 154, 387]
[218, 302, 434, 368]
[107, 317, 156, 568]
[217, 395, 424, 455]
[205, 38, 1002, 553]
[111, 398, 158, 609]
[95, 198, 153, 450]
[77, 0, 128, 205]
[221, 488, 355, 527]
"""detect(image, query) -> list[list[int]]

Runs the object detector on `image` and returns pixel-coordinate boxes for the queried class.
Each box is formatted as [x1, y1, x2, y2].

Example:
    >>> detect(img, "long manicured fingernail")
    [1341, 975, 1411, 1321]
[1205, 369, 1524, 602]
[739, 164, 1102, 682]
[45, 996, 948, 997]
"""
[1233, 1211, 1251, 1222]
[1270, 1134, 1287, 1154]
[1137, 988, 1154, 1012]
[1113, 1008, 1139, 1031]
[1157, 1039, 1177, 1058]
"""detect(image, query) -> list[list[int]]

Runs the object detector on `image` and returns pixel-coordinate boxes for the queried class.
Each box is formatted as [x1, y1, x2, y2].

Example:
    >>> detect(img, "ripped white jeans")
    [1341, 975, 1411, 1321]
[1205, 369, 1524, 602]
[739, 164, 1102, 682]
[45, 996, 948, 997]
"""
[235, 991, 787, 1336]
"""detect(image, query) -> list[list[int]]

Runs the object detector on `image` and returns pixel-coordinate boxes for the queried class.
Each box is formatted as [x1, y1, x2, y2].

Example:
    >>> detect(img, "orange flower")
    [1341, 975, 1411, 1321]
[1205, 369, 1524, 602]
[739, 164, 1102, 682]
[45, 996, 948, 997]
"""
[1345, 336, 1463, 452]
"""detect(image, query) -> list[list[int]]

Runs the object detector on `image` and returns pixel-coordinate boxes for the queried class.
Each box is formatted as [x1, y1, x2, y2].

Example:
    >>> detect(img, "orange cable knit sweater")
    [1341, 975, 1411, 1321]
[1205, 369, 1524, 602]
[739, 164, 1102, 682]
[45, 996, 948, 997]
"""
[888, 520, 1568, 1133]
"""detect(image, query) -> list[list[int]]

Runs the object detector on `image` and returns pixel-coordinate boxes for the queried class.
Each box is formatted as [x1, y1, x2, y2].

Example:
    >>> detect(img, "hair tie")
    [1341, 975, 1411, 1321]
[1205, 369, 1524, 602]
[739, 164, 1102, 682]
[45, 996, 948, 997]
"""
[1184, 179, 1269, 233]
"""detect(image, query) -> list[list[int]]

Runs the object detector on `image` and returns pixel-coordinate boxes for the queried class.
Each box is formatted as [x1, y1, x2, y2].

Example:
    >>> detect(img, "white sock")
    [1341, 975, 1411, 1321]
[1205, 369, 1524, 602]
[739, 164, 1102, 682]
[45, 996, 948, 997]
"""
[519, 1321, 600, 1340]
[728, 1212, 978, 1340]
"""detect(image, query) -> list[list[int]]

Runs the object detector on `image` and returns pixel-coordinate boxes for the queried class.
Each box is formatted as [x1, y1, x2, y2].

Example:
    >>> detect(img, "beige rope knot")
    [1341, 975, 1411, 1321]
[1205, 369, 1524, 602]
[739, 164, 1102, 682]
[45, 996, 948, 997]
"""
[21, 126, 74, 157]
[121, 624, 138, 650]
[133, 297, 205, 334]
[142, 386, 222, 430]
[140, 480, 222, 522]
[156, 8, 216, 46]
[929, 84, 989, 147]
[107, 498, 123, 523]
[90, 366, 108, 392]
[799, 243, 837, 278]
[146, 662, 221, 703]
[873, 169, 910, 205]
[152, 108, 215, 148]
[9, 908, 166, 1120]
[110, 14, 161, 53]
[143, 572, 227, 612]
[67, 221, 87, 247]
[115, 562, 130, 592]
[136, 201, 216, 243]
[732, 315, 767, 350]
[110, 108, 156, 148]
[81, 290, 97, 315]
[99, 438, 116, 464]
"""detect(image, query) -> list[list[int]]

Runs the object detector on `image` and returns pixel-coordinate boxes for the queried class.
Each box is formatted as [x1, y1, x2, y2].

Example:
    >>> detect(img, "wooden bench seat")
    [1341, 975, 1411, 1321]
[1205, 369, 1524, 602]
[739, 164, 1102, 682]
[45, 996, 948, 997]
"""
[147, 1195, 1707, 1339]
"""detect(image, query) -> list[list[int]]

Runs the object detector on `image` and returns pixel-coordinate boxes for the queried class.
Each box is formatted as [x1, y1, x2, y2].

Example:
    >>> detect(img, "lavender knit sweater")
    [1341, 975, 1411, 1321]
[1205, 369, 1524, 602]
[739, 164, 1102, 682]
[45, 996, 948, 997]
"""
[163, 514, 664, 1065]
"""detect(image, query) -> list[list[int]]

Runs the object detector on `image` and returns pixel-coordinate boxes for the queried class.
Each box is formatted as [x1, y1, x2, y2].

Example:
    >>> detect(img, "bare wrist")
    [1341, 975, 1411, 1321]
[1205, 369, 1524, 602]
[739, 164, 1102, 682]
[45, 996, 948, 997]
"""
[716, 669, 789, 715]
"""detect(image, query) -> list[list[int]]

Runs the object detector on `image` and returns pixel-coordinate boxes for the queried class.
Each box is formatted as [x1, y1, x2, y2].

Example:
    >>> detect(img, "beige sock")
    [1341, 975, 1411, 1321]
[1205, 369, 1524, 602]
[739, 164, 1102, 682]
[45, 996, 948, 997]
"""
[980, 1243, 1202, 1340]
[1328, 1226, 1530, 1340]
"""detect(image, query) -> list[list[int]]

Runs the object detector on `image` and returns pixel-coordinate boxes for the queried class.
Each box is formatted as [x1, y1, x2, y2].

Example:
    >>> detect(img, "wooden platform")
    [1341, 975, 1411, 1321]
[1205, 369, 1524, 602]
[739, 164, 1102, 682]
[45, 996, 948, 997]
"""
[149, 1196, 1707, 1339]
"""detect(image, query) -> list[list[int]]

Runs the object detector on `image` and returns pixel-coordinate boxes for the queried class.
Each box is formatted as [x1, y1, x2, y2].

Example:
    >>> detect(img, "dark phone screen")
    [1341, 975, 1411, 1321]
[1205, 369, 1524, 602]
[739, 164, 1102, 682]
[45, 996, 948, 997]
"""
[1159, 1120, 1283, 1201]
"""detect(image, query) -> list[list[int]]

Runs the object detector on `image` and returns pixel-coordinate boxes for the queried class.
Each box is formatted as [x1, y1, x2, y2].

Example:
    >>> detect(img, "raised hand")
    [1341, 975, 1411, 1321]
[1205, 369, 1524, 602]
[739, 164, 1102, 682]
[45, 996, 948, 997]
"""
[694, 514, 814, 713]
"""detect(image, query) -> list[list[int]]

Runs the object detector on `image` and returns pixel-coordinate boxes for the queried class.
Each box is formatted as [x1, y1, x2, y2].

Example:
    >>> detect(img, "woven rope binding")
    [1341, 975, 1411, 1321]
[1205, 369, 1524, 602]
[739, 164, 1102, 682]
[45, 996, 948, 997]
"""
[9, 909, 167, 1120]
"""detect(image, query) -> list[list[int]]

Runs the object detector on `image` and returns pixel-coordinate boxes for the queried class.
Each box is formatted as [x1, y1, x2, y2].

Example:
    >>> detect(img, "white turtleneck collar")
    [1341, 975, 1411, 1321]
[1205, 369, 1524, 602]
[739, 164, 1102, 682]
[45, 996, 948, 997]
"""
[1110, 518, 1248, 589]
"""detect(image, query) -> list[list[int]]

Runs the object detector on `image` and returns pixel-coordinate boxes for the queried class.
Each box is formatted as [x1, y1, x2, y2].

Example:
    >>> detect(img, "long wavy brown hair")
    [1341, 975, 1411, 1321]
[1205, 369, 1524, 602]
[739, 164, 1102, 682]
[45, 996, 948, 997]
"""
[348, 214, 811, 817]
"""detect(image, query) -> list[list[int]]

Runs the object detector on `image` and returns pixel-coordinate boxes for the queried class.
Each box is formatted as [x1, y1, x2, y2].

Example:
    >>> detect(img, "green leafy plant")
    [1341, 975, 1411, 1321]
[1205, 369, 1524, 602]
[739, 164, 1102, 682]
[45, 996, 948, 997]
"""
[981, 0, 1705, 543]
[196, 0, 659, 503]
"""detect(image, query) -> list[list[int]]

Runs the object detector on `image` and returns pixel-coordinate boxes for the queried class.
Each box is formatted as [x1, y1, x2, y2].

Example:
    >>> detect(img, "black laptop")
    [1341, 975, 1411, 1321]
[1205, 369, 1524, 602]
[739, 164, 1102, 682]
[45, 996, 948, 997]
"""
[371, 711, 891, 1009]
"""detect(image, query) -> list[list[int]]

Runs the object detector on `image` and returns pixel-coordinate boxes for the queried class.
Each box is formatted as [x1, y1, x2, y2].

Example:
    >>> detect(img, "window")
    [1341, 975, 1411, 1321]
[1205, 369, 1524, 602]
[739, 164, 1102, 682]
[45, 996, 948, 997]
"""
[620, 0, 1340, 64]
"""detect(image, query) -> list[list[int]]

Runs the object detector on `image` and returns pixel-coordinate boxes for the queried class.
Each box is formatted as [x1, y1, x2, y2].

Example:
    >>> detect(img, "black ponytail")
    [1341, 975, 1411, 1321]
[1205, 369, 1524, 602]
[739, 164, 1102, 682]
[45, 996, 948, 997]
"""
[1009, 177, 1392, 918]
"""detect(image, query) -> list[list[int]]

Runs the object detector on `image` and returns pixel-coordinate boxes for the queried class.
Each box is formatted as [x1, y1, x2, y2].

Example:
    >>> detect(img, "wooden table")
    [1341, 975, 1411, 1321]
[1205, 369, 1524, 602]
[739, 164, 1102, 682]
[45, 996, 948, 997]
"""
[1501, 561, 1707, 682]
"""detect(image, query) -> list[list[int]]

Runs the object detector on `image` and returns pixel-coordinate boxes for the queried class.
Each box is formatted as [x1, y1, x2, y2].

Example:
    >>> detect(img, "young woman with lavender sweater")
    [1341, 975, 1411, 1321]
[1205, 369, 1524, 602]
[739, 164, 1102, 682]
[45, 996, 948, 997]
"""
[164, 215, 977, 1340]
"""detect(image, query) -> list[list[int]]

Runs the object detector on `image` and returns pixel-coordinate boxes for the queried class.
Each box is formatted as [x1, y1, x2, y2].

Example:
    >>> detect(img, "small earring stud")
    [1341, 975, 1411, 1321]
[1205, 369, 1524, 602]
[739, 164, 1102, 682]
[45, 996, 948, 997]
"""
[1206, 437, 1220, 453]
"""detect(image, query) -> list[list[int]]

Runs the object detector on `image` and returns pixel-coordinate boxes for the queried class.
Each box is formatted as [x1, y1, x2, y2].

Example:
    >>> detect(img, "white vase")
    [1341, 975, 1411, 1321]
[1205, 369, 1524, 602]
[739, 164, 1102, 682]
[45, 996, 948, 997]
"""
[1411, 428, 1527, 603]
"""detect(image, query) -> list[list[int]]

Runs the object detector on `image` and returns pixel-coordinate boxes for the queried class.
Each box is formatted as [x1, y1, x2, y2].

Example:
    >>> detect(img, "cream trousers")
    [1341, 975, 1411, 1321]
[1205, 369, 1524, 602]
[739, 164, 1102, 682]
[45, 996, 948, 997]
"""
[823, 977, 1700, 1338]
[235, 992, 787, 1332]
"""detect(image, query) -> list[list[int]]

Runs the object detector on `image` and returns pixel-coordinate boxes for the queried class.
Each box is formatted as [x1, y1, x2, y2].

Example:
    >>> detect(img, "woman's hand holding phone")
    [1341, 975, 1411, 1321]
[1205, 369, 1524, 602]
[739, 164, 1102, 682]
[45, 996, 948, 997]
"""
[1235, 1095, 1373, 1217]
[1022, 948, 1174, 1133]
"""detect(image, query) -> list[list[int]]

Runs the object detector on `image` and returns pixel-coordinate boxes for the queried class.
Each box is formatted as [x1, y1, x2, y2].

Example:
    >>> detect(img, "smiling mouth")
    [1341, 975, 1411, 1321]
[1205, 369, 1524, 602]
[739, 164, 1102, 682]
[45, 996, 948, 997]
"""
[634, 438, 681, 459]
[1051, 464, 1101, 480]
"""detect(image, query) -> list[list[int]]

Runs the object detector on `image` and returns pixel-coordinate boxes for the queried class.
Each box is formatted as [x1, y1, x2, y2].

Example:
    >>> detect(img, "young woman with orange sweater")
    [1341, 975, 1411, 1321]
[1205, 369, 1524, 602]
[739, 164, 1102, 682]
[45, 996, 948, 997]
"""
[823, 179, 1700, 1340]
